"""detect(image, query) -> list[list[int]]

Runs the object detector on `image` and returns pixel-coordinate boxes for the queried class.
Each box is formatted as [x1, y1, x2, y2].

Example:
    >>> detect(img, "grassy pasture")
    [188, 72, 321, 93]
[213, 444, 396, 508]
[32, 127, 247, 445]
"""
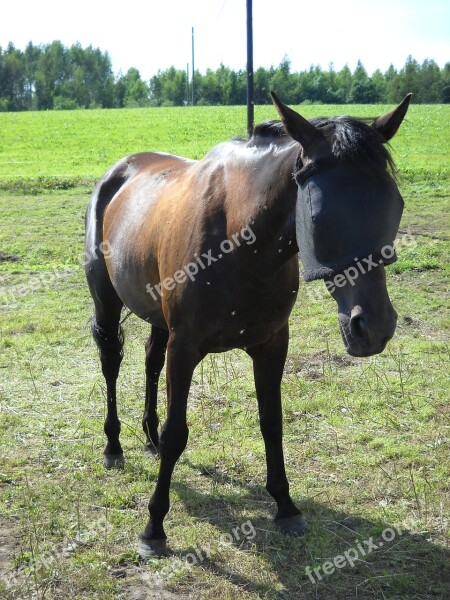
[0, 104, 449, 600]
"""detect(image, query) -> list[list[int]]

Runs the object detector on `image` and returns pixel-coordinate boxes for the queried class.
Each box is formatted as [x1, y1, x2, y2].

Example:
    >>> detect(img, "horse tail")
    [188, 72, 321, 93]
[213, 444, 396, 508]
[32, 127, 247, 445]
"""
[84, 158, 129, 281]
[84, 158, 132, 343]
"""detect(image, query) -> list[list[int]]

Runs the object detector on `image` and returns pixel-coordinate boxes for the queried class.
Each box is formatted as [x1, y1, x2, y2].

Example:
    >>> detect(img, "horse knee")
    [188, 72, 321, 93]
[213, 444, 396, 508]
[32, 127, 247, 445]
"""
[92, 320, 124, 377]
[159, 422, 189, 458]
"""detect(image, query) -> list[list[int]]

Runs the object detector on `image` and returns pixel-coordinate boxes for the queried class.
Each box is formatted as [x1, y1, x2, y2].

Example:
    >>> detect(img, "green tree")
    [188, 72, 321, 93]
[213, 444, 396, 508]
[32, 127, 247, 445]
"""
[118, 68, 149, 107]
[24, 42, 41, 109]
[441, 62, 450, 102]
[391, 55, 420, 101]
[371, 69, 387, 102]
[254, 66, 270, 104]
[384, 64, 399, 102]
[0, 44, 27, 110]
[335, 65, 353, 103]
[199, 68, 219, 104]
[417, 59, 442, 103]
[150, 67, 186, 106]
[349, 61, 380, 103]
[80, 45, 115, 107]
[0, 42, 448, 110]
[270, 56, 294, 102]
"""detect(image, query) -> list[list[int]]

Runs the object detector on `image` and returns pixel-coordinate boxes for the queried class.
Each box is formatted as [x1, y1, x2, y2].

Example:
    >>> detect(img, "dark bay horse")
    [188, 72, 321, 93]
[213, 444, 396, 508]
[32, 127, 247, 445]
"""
[85, 93, 411, 557]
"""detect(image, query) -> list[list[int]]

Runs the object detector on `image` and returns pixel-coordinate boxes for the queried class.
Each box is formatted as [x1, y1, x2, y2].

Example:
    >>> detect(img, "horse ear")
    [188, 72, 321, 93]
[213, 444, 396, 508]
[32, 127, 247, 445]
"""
[372, 93, 412, 142]
[270, 91, 324, 151]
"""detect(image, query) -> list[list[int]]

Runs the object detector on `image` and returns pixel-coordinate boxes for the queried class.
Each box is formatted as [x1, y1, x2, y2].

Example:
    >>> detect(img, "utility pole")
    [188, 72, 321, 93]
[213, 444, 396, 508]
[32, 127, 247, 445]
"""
[191, 27, 195, 106]
[246, 0, 254, 138]
[186, 63, 189, 105]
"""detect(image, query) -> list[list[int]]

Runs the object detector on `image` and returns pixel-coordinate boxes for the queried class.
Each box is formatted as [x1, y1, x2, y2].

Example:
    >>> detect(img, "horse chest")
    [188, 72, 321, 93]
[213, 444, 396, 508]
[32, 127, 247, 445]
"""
[198, 266, 299, 353]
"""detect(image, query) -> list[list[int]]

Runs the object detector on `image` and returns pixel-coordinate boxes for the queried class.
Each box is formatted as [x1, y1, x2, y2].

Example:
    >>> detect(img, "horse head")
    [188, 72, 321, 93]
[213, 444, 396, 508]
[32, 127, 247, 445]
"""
[272, 92, 412, 357]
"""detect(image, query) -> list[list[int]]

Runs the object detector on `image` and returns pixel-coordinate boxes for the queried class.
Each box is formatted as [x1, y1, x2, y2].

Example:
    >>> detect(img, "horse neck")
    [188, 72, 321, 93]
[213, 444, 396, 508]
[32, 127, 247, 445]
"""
[237, 141, 299, 272]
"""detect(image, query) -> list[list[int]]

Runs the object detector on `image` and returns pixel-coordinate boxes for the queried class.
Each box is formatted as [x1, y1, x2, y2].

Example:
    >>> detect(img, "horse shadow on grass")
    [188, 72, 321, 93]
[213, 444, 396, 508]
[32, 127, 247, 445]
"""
[157, 459, 449, 600]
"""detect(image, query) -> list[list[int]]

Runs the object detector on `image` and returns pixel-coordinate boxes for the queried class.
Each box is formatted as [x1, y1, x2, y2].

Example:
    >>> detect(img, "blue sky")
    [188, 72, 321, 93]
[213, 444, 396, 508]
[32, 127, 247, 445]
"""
[2, 0, 449, 79]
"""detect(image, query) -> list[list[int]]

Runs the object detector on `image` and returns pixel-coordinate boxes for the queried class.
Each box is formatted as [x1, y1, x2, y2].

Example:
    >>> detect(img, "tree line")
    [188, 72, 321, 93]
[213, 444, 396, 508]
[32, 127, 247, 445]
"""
[1, 41, 449, 111]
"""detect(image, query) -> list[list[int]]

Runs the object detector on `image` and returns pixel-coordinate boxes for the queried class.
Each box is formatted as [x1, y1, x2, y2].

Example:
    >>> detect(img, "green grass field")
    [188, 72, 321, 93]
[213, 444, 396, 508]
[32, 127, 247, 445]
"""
[0, 104, 449, 600]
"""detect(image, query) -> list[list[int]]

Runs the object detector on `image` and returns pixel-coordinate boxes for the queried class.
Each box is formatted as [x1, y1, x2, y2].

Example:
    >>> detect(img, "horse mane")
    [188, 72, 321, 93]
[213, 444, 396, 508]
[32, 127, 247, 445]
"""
[247, 115, 397, 182]
[310, 116, 398, 181]
[246, 120, 290, 147]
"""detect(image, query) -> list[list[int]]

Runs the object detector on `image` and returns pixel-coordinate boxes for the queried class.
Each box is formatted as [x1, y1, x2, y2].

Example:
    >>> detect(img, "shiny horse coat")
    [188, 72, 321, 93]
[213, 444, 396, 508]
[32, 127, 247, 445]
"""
[85, 93, 411, 557]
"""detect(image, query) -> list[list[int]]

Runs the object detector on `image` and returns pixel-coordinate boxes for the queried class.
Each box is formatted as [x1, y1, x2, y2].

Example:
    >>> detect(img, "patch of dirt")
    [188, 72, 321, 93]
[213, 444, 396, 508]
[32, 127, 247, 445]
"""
[285, 351, 357, 380]
[398, 225, 450, 241]
[0, 519, 25, 596]
[0, 252, 19, 263]
[0, 521, 18, 569]
[117, 567, 193, 599]
[0, 526, 192, 599]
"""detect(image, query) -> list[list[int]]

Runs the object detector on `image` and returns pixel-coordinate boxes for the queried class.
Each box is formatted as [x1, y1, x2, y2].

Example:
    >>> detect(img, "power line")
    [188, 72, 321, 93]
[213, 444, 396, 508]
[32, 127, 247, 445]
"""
[216, 0, 229, 19]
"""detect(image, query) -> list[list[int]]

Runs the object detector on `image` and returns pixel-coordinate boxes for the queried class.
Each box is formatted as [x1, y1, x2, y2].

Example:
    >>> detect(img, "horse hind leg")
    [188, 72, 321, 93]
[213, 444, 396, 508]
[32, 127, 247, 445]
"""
[143, 326, 169, 457]
[85, 165, 130, 468]
[91, 294, 125, 469]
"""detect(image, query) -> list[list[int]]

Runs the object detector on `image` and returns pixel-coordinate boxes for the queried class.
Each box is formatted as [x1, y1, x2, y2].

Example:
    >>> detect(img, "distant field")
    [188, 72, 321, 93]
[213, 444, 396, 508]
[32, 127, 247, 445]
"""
[0, 105, 449, 600]
[1, 104, 449, 185]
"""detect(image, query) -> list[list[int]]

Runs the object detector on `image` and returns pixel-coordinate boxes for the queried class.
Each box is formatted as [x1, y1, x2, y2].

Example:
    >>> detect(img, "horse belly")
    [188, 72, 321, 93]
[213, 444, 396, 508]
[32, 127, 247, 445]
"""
[103, 177, 173, 330]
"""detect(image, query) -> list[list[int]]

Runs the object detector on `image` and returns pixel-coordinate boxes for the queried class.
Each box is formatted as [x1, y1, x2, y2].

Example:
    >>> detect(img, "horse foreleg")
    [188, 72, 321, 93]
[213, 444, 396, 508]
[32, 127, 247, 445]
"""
[139, 332, 201, 558]
[143, 326, 169, 456]
[247, 324, 307, 536]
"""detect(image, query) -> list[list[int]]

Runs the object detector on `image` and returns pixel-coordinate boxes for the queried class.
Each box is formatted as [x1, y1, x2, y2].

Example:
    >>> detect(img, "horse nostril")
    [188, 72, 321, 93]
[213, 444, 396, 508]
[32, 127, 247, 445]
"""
[350, 314, 369, 342]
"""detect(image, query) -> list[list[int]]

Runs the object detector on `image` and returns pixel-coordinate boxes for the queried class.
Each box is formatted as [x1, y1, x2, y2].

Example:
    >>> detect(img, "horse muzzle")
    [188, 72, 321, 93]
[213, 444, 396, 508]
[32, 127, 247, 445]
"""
[338, 304, 398, 357]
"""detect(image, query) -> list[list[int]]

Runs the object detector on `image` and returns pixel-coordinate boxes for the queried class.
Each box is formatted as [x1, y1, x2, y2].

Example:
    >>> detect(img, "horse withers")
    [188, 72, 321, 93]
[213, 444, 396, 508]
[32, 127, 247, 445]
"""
[84, 93, 411, 557]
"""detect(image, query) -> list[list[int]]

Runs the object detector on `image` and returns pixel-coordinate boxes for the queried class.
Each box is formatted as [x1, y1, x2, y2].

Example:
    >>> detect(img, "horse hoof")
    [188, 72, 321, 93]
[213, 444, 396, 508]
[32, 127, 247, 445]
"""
[138, 538, 168, 560]
[143, 444, 159, 458]
[275, 515, 308, 537]
[103, 452, 125, 470]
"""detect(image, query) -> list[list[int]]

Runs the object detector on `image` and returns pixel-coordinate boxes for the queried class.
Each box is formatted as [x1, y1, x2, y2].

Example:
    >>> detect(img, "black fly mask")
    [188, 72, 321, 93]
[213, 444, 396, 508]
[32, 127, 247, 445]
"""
[270, 92, 411, 284]
[294, 158, 404, 281]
